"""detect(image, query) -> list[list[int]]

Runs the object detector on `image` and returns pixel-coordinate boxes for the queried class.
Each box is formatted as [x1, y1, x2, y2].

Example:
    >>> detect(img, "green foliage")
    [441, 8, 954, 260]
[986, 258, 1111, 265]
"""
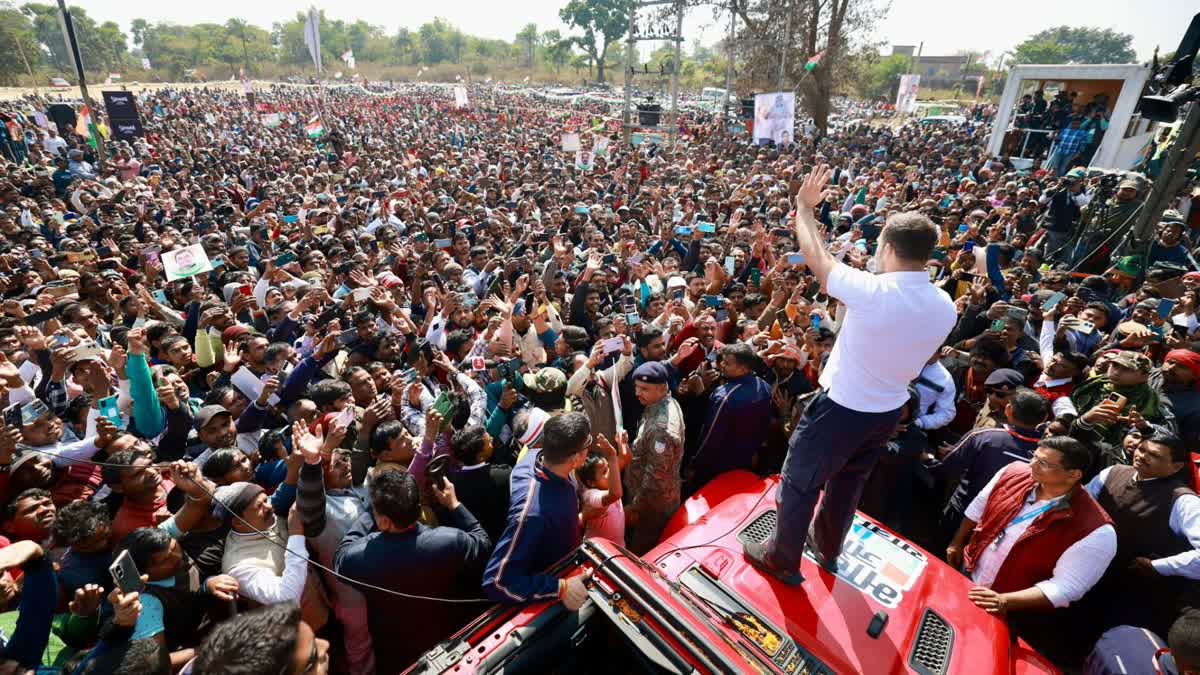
[1013, 26, 1136, 64]
[860, 54, 909, 98]
[558, 0, 634, 83]
[0, 2, 40, 85]
[6, 4, 590, 86]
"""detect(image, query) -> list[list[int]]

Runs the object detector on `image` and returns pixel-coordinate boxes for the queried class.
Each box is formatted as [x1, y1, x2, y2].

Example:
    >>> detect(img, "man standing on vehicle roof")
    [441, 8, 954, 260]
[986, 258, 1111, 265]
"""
[743, 165, 957, 586]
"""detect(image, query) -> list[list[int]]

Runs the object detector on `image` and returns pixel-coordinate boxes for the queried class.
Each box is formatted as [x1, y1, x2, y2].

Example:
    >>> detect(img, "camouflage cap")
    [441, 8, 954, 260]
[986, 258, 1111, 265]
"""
[1108, 350, 1152, 374]
[522, 367, 567, 394]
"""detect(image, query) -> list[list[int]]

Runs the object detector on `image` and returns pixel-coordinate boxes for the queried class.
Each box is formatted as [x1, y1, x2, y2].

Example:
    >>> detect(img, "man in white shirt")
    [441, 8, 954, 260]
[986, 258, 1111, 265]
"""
[744, 165, 957, 585]
[949, 437, 1115, 663]
[42, 128, 67, 157]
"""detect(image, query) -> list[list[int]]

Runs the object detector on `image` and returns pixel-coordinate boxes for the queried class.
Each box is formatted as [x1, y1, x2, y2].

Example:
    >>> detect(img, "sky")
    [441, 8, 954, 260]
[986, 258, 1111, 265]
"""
[64, 0, 1188, 66]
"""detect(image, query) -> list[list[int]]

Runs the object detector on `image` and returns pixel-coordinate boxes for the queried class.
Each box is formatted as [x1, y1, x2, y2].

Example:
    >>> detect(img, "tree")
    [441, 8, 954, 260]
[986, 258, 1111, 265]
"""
[545, 35, 574, 74]
[559, 0, 633, 83]
[1013, 26, 1136, 65]
[731, 0, 884, 134]
[0, 2, 39, 85]
[516, 23, 537, 69]
[861, 53, 908, 98]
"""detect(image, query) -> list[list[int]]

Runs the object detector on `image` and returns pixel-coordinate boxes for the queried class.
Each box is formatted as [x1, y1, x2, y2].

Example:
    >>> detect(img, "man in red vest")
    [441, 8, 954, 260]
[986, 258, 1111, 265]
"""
[946, 436, 1115, 664]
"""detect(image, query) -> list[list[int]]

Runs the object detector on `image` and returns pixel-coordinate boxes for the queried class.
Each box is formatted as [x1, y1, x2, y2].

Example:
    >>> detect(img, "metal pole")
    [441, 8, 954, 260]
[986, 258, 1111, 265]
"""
[56, 0, 104, 161]
[722, 1, 736, 122]
[622, 3, 635, 145]
[668, 0, 683, 148]
[777, 0, 792, 90]
[1129, 100, 1200, 252]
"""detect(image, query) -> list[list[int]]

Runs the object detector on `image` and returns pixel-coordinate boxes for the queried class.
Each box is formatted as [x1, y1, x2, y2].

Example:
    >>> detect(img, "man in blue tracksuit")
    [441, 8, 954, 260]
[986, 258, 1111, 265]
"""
[483, 412, 592, 610]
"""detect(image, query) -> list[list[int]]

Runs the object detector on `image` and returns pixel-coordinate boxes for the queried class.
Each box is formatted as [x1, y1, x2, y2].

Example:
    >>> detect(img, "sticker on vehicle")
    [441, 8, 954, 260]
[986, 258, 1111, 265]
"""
[804, 515, 927, 608]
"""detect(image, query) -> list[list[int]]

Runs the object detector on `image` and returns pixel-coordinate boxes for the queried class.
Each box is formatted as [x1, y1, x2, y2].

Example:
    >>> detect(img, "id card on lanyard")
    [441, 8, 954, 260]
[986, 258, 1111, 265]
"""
[992, 499, 1058, 549]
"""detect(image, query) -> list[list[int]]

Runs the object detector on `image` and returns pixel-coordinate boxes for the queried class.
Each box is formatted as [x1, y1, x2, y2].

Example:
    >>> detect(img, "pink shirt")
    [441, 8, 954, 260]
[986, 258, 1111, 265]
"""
[583, 488, 625, 547]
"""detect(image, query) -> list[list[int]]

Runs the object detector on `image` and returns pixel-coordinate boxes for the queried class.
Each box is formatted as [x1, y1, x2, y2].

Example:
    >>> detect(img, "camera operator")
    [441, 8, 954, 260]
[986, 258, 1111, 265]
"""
[1037, 168, 1089, 262]
[1069, 175, 1144, 274]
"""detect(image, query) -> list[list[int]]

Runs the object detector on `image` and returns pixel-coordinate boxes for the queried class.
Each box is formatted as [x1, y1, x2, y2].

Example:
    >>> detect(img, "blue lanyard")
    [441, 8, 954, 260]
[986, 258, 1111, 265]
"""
[993, 499, 1058, 547]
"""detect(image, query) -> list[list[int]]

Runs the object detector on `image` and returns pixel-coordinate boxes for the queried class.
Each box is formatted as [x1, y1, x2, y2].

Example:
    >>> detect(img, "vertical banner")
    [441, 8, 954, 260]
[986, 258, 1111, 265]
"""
[101, 91, 145, 141]
[303, 7, 323, 74]
[453, 85, 469, 109]
[896, 74, 921, 114]
[753, 92, 795, 145]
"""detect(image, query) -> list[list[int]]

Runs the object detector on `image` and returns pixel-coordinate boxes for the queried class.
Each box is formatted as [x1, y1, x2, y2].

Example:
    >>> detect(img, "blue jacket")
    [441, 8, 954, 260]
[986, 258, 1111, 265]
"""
[482, 449, 581, 604]
[334, 505, 491, 672]
[929, 424, 1042, 520]
[689, 373, 773, 485]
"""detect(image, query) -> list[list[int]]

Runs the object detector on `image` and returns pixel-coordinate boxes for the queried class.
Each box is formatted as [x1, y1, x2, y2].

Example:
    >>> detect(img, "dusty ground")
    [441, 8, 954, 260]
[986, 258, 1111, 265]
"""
[0, 80, 284, 102]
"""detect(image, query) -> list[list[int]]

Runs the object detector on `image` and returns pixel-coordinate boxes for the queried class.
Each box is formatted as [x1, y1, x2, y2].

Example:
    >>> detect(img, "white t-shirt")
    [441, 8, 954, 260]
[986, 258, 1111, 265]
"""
[820, 264, 957, 412]
[583, 488, 625, 547]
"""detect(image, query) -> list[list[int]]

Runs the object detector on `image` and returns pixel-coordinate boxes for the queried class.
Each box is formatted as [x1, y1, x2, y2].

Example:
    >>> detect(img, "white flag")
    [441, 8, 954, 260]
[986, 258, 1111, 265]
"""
[303, 7, 323, 73]
[141, 57, 151, 70]
[341, 49, 355, 70]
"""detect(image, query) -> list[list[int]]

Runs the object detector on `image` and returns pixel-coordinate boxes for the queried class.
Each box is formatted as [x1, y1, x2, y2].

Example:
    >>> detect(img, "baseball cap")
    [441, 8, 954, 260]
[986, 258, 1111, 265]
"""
[194, 405, 233, 432]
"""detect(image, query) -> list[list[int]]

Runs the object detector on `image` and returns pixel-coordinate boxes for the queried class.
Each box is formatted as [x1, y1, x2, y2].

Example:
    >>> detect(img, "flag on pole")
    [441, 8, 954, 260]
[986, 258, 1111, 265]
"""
[304, 116, 324, 138]
[804, 51, 824, 72]
[975, 74, 986, 100]
[303, 7, 323, 74]
[141, 57, 151, 70]
[75, 105, 98, 149]
[341, 49, 355, 70]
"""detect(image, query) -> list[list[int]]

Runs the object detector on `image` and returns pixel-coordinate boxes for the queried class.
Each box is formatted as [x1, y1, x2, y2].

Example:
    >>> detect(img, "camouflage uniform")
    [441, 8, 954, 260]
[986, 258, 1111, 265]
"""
[625, 394, 686, 554]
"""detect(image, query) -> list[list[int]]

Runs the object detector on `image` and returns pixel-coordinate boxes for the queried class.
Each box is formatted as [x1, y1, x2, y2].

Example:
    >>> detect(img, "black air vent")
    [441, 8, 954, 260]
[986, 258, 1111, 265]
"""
[909, 609, 954, 675]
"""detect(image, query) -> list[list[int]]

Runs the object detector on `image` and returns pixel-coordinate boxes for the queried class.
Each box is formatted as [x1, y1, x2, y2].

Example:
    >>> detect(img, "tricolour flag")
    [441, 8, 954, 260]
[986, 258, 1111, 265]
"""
[805, 51, 824, 72]
[75, 105, 97, 149]
[304, 116, 324, 138]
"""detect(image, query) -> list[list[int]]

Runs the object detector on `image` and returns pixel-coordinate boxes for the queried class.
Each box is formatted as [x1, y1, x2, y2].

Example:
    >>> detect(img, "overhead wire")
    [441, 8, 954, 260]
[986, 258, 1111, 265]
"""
[15, 445, 494, 604]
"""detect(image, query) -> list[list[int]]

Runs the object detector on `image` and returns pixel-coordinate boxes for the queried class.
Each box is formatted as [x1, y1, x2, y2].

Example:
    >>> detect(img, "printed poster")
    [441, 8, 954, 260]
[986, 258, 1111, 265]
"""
[162, 244, 213, 281]
[753, 92, 795, 144]
[561, 133, 580, 152]
[896, 74, 920, 114]
[575, 150, 594, 172]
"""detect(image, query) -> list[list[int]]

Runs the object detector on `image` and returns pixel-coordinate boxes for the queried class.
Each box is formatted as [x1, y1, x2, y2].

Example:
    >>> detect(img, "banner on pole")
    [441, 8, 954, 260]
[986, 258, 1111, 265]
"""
[101, 90, 145, 141]
[896, 74, 920, 114]
[303, 7, 323, 73]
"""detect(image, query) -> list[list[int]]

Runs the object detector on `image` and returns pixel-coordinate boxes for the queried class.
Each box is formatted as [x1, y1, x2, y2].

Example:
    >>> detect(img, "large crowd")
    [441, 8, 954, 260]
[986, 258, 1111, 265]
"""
[0, 79, 1195, 675]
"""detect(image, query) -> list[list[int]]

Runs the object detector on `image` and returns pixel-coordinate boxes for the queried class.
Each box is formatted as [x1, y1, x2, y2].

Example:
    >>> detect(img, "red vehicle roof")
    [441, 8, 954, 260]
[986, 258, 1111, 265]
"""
[653, 471, 1059, 675]
[408, 470, 1060, 675]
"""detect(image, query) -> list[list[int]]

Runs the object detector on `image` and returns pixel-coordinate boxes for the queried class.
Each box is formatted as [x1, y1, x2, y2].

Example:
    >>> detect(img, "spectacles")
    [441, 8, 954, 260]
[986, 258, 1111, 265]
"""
[1030, 455, 1064, 472]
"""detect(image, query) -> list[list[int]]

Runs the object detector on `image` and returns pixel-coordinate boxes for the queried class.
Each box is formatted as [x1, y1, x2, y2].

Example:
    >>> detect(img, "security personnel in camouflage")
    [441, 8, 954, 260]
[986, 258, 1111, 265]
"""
[625, 362, 686, 555]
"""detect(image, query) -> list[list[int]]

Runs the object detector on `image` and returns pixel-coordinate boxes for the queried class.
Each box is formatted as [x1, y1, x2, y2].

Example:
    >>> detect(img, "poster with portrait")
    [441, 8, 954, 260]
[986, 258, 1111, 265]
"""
[753, 92, 795, 145]
[896, 74, 921, 114]
[162, 244, 213, 281]
[575, 149, 594, 171]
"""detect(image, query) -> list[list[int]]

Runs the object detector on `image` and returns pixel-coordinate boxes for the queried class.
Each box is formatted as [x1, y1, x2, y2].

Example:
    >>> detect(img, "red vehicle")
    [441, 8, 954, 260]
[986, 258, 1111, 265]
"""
[408, 471, 1059, 674]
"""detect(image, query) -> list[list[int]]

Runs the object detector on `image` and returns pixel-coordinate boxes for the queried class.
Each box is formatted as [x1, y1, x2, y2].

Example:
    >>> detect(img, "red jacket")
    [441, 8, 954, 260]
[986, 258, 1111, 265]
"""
[964, 462, 1111, 597]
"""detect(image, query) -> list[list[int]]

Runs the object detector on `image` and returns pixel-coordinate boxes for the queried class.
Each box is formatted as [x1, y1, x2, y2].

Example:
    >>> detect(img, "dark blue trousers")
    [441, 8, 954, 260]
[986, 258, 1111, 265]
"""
[766, 391, 902, 570]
